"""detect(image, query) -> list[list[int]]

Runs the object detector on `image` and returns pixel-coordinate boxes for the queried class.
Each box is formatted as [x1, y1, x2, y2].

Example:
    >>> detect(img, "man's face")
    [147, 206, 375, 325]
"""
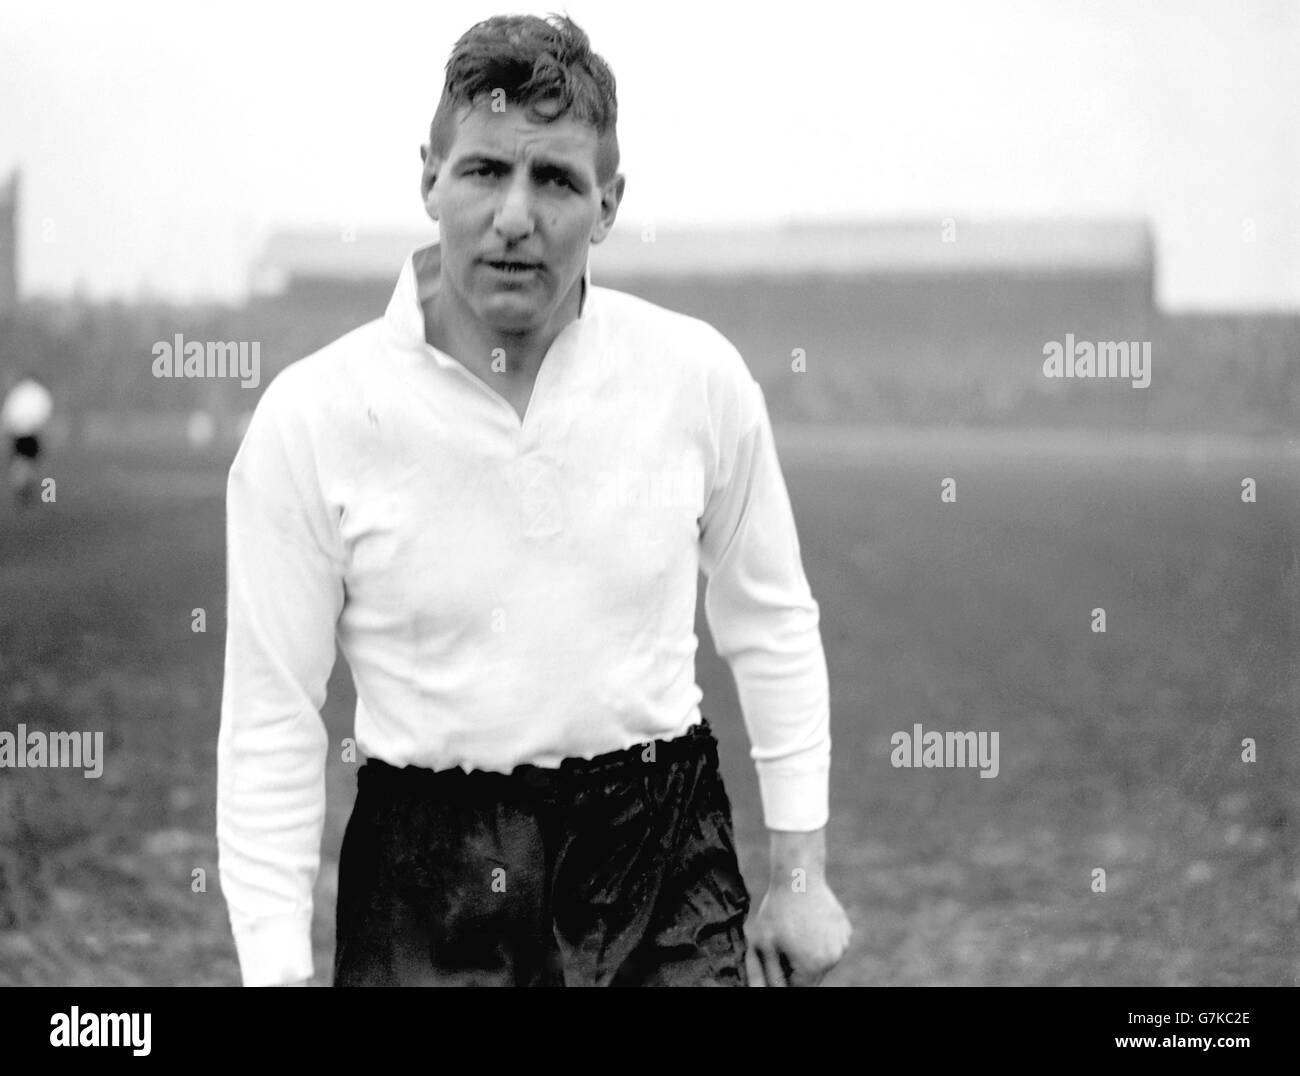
[422, 101, 622, 336]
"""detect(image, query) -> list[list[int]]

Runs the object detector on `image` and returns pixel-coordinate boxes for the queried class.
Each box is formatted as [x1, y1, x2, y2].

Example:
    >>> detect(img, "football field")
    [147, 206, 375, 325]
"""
[0, 430, 1296, 985]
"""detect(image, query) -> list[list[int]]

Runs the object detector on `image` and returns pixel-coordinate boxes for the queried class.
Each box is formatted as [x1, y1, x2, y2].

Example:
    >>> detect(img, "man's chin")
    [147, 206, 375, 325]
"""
[475, 297, 551, 335]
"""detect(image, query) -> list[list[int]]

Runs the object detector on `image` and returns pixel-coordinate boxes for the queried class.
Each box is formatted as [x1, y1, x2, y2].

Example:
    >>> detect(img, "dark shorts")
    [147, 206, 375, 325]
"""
[11, 435, 38, 460]
[333, 716, 751, 987]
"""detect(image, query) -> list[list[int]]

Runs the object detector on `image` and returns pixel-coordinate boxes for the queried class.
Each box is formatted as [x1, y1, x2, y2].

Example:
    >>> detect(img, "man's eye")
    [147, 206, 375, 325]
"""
[542, 173, 573, 189]
[468, 164, 500, 177]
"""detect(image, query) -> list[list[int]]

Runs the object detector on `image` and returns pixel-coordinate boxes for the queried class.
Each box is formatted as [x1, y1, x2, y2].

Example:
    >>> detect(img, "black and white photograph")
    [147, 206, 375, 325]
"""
[0, 0, 1296, 1023]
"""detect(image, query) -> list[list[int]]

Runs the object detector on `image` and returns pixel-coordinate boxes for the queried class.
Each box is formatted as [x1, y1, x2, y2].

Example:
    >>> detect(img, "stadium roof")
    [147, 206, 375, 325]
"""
[249, 218, 1155, 294]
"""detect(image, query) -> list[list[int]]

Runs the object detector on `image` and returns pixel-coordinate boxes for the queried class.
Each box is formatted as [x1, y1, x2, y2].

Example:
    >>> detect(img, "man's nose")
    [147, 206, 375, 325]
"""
[493, 175, 535, 242]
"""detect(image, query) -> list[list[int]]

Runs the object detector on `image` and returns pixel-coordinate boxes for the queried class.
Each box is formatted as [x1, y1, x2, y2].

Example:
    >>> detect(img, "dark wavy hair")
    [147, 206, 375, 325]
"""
[428, 13, 620, 183]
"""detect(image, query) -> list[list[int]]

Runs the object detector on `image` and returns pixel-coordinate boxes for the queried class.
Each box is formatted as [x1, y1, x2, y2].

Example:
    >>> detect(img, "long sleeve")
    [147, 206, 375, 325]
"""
[217, 371, 346, 986]
[699, 366, 831, 832]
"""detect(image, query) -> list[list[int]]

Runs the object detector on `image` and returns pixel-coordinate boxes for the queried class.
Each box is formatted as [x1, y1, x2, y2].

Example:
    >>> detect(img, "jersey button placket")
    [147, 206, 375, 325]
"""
[513, 343, 566, 542]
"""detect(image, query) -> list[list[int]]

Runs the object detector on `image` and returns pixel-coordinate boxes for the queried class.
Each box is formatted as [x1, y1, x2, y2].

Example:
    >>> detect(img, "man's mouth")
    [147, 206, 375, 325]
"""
[484, 258, 542, 274]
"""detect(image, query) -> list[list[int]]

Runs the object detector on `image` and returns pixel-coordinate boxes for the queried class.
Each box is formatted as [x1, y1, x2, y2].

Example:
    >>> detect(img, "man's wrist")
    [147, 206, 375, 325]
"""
[766, 825, 827, 882]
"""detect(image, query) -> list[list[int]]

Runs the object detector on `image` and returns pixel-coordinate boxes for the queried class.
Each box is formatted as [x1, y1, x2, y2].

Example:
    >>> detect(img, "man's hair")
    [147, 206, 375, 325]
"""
[428, 13, 619, 184]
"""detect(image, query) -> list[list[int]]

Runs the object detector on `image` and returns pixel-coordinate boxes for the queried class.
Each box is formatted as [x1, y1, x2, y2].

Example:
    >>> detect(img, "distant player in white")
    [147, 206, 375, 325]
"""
[1, 372, 52, 510]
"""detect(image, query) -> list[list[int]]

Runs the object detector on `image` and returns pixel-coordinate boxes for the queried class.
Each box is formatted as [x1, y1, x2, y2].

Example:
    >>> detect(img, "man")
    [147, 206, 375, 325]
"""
[218, 12, 850, 987]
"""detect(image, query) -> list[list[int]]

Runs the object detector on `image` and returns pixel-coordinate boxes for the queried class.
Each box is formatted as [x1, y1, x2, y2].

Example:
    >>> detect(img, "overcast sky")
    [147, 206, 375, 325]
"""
[2, 0, 1297, 309]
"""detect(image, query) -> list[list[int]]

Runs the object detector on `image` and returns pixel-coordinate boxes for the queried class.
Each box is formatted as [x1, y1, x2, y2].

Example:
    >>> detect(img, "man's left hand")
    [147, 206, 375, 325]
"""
[745, 872, 851, 987]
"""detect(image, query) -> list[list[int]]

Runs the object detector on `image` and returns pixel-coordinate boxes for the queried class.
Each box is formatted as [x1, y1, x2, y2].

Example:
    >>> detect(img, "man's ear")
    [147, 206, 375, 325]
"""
[419, 144, 440, 222]
[589, 173, 626, 245]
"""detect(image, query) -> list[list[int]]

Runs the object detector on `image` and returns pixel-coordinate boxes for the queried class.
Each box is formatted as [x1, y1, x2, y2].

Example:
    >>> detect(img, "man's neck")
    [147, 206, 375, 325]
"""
[421, 270, 584, 386]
